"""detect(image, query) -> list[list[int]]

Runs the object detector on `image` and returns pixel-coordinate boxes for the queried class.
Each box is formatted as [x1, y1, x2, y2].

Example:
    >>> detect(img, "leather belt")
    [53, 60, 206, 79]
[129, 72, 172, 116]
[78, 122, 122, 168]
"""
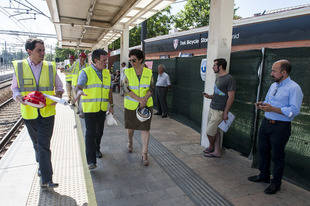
[264, 118, 290, 125]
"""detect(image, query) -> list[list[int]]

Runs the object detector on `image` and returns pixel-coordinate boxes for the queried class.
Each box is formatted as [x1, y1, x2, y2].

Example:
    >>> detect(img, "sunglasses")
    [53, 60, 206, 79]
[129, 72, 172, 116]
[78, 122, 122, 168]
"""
[129, 59, 137, 63]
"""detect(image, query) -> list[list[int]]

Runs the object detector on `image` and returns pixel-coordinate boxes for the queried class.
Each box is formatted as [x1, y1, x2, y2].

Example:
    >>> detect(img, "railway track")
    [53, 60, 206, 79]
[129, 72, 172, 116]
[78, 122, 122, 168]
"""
[0, 98, 23, 159]
[0, 78, 13, 105]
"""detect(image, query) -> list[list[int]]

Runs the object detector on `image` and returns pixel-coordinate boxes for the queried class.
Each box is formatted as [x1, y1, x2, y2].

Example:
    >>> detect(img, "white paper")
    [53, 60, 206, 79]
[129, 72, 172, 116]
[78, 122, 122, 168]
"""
[43, 94, 69, 105]
[218, 112, 235, 132]
[106, 112, 118, 126]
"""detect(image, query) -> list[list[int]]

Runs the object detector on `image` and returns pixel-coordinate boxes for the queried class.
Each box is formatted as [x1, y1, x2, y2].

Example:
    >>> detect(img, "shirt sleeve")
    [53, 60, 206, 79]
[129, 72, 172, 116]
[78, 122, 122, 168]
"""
[227, 76, 236, 91]
[280, 85, 303, 119]
[166, 73, 171, 86]
[55, 72, 64, 93]
[77, 70, 88, 87]
[11, 72, 21, 100]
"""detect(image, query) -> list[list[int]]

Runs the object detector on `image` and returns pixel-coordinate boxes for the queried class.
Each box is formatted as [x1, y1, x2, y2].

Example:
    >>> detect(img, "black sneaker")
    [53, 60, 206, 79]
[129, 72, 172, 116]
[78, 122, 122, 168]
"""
[88, 163, 97, 170]
[264, 183, 281, 194]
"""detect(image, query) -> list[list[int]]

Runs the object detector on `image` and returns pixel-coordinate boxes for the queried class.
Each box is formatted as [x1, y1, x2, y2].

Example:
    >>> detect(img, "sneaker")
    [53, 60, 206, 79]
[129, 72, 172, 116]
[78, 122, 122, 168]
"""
[88, 163, 97, 170]
[41, 181, 59, 190]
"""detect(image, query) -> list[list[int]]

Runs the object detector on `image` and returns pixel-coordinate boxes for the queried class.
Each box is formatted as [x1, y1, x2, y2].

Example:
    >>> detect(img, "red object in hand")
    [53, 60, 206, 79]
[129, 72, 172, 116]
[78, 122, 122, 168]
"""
[23, 91, 46, 108]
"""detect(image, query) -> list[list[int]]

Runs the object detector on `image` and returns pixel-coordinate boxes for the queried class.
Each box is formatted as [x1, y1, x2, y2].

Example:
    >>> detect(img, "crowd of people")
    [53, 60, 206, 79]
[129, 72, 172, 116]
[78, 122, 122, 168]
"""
[11, 38, 303, 195]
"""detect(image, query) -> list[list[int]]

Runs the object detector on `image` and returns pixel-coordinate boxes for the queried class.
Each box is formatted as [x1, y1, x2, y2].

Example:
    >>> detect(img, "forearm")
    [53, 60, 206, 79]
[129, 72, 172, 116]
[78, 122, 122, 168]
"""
[128, 91, 141, 102]
[109, 89, 113, 105]
[224, 94, 235, 113]
[271, 106, 283, 115]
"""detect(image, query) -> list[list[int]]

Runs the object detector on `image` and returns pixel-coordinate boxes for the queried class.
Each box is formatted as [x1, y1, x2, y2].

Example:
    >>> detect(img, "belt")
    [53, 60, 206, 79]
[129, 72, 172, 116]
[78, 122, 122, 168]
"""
[156, 86, 168, 88]
[264, 118, 290, 125]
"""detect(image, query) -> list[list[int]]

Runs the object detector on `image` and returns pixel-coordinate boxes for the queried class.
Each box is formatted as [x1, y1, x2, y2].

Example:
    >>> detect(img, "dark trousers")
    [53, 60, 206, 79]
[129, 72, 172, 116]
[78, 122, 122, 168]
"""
[84, 111, 106, 164]
[24, 115, 55, 184]
[258, 118, 291, 186]
[155, 86, 168, 115]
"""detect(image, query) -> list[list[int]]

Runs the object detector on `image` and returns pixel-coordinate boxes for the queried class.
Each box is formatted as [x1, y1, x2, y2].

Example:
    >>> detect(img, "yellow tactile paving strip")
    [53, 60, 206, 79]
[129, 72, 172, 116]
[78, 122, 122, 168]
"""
[26, 104, 90, 206]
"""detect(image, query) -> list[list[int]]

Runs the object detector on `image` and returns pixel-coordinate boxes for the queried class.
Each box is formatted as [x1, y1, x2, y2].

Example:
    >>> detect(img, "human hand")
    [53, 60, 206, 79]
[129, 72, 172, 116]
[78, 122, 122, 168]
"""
[222, 112, 228, 123]
[203, 92, 212, 99]
[73, 90, 87, 104]
[16, 95, 26, 105]
[108, 106, 114, 114]
[258, 103, 274, 112]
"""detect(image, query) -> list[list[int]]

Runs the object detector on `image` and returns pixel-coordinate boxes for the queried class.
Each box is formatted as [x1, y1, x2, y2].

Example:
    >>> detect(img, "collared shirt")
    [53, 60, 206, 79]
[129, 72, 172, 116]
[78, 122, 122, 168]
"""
[11, 57, 64, 99]
[155, 72, 171, 87]
[264, 77, 303, 121]
[77, 64, 111, 87]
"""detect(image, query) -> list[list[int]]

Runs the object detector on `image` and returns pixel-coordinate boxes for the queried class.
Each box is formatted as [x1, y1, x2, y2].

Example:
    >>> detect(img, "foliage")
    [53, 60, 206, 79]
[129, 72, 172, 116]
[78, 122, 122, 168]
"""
[55, 47, 91, 62]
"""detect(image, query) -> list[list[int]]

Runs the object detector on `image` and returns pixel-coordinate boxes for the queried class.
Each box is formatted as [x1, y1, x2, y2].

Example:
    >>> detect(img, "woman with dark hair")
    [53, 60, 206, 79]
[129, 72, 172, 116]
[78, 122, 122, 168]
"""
[122, 49, 154, 166]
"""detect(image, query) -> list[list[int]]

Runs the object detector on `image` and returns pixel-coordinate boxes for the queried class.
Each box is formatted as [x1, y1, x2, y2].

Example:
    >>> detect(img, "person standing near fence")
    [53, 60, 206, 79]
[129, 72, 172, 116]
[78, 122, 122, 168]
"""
[11, 38, 64, 189]
[154, 64, 171, 118]
[75, 49, 114, 170]
[248, 59, 303, 194]
[64, 55, 75, 104]
[202, 58, 236, 158]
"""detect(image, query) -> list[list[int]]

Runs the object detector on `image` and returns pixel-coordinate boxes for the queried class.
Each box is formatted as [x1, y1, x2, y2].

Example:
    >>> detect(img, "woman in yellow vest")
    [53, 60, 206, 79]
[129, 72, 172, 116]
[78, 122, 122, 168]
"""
[123, 49, 154, 166]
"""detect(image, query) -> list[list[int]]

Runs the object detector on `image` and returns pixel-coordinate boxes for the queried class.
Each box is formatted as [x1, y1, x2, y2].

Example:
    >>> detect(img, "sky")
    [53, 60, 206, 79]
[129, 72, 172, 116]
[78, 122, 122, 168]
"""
[1, 0, 310, 52]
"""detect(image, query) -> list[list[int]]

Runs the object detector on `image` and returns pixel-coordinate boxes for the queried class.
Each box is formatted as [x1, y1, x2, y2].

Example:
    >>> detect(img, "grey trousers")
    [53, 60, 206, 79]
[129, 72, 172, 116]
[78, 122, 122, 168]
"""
[155, 86, 168, 115]
[24, 115, 55, 184]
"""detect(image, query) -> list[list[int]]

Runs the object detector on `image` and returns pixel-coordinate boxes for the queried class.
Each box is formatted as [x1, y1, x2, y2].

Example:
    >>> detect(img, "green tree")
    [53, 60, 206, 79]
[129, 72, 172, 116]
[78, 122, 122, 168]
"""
[55, 47, 75, 61]
[174, 0, 240, 30]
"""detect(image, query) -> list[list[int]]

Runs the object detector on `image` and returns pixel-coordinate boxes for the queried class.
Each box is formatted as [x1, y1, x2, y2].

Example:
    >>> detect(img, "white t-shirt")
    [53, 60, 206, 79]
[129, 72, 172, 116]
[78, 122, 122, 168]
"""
[156, 72, 171, 87]
[120, 66, 127, 81]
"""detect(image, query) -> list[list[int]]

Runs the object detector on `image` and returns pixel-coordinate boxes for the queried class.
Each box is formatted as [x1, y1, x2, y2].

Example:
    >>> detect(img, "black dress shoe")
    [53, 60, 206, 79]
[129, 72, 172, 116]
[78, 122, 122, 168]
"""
[162, 114, 168, 118]
[264, 183, 281, 194]
[96, 151, 103, 158]
[248, 175, 270, 183]
[41, 181, 59, 190]
[154, 112, 162, 115]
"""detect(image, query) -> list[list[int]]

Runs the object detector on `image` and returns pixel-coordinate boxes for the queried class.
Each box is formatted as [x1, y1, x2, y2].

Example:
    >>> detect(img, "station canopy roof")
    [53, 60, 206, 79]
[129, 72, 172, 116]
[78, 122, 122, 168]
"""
[46, 0, 175, 50]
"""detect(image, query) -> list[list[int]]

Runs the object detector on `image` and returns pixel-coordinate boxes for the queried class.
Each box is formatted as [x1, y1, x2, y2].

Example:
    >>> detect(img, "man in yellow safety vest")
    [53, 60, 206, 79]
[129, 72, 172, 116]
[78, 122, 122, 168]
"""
[75, 49, 113, 170]
[63, 55, 75, 104]
[11, 38, 64, 189]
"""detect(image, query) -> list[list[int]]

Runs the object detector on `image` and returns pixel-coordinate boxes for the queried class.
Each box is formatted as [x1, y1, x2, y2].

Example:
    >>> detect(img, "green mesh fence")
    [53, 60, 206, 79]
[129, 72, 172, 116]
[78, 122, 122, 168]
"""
[259, 48, 310, 189]
[147, 48, 310, 189]
[223, 50, 262, 155]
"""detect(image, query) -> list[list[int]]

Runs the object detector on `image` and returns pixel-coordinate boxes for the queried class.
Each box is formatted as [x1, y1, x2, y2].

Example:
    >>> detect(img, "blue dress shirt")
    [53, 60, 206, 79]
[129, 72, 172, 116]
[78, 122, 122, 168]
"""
[264, 77, 303, 121]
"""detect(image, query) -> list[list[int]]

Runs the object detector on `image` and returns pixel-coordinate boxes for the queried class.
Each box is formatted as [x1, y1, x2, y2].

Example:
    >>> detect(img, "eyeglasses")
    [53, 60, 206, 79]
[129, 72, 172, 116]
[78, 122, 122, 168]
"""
[129, 59, 136, 63]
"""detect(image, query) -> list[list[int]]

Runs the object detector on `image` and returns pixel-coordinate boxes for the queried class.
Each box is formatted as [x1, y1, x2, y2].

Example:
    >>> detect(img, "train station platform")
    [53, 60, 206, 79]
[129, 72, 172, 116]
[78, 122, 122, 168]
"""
[0, 79, 309, 205]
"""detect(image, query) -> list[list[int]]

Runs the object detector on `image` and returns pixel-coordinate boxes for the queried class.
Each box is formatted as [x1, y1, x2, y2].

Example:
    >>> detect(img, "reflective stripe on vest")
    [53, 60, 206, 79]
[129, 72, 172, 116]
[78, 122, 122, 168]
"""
[65, 63, 74, 81]
[124, 67, 153, 110]
[81, 66, 111, 113]
[13, 59, 56, 120]
[72, 62, 88, 86]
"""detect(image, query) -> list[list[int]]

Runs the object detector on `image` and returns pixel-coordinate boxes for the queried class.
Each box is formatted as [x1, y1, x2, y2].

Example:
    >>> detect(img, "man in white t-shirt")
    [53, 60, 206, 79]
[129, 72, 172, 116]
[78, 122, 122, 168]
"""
[155, 64, 171, 118]
[120, 62, 127, 96]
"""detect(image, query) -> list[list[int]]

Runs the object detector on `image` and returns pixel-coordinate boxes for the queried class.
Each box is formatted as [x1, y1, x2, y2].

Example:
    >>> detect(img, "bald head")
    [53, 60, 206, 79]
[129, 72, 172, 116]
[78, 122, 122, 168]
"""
[271, 59, 291, 82]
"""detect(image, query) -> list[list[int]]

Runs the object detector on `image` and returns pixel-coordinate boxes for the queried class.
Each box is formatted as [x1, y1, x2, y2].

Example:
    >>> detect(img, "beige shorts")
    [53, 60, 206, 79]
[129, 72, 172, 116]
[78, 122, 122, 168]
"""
[206, 108, 223, 137]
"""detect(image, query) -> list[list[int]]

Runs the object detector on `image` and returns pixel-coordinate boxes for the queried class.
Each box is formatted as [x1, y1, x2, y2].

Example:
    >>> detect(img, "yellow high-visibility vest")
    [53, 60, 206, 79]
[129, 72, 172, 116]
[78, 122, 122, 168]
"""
[12, 59, 56, 120]
[81, 66, 111, 113]
[72, 61, 88, 87]
[124, 67, 153, 110]
[65, 63, 74, 82]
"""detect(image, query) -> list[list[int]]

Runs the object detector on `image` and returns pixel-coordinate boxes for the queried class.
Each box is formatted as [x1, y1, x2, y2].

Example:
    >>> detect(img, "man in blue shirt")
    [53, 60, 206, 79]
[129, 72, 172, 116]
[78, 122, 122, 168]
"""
[248, 59, 303, 194]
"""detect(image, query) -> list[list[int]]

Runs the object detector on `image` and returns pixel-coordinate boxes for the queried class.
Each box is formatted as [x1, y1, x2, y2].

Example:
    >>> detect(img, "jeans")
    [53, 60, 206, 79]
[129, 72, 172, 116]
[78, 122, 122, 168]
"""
[84, 111, 106, 164]
[24, 115, 55, 184]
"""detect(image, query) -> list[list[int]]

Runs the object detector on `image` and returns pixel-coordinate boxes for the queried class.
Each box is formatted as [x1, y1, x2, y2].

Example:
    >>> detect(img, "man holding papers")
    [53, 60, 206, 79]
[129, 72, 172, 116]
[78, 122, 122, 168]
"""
[203, 58, 236, 158]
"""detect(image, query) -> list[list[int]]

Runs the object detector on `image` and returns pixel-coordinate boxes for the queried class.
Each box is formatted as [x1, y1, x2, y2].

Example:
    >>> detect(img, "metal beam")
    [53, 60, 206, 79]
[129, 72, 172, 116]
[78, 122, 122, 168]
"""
[58, 17, 111, 28]
[111, 0, 138, 26]
[0, 30, 56, 38]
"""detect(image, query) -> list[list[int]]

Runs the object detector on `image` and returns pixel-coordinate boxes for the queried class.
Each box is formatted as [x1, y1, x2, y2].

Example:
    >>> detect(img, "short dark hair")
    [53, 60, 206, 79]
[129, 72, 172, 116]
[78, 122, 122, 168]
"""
[214, 58, 227, 70]
[25, 38, 44, 51]
[129, 49, 145, 62]
[92, 49, 108, 63]
[121, 62, 126, 66]
[279, 60, 291, 74]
